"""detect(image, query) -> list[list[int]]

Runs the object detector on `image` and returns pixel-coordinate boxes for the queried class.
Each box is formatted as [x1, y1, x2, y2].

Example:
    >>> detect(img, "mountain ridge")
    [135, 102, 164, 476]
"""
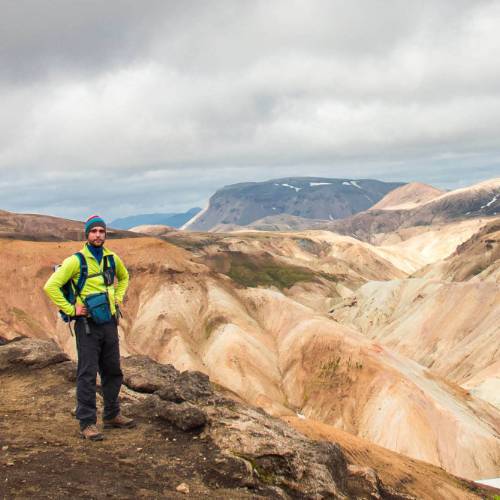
[183, 177, 404, 231]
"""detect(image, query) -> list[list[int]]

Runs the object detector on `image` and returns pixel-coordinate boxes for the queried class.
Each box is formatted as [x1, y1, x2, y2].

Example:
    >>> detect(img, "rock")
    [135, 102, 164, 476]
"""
[346, 466, 417, 500]
[175, 483, 190, 494]
[156, 370, 213, 403]
[176, 370, 213, 399]
[209, 402, 349, 498]
[207, 402, 415, 499]
[122, 356, 179, 393]
[157, 401, 208, 431]
[155, 385, 184, 403]
[0, 339, 69, 371]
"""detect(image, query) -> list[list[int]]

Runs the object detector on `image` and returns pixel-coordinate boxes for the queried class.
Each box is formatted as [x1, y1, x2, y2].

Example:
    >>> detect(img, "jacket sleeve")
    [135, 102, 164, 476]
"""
[114, 254, 129, 304]
[43, 255, 80, 316]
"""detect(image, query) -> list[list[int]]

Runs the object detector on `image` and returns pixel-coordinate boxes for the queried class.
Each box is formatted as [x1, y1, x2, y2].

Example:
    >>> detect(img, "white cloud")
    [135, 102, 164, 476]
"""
[0, 0, 499, 218]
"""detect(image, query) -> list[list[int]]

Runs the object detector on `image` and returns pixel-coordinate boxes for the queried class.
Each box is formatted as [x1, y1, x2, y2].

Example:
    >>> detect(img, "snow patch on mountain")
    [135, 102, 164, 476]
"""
[281, 183, 302, 192]
[480, 195, 498, 209]
[342, 180, 362, 189]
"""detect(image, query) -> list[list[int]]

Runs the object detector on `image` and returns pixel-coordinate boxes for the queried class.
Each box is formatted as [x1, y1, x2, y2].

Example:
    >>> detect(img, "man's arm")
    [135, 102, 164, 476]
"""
[113, 254, 129, 304]
[43, 255, 80, 316]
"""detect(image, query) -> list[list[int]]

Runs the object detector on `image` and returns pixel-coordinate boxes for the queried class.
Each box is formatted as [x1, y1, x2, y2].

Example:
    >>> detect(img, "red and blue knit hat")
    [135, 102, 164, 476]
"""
[85, 215, 106, 237]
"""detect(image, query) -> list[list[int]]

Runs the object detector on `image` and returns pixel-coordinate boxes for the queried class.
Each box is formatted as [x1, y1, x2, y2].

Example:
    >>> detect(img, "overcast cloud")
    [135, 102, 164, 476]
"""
[1, 0, 499, 220]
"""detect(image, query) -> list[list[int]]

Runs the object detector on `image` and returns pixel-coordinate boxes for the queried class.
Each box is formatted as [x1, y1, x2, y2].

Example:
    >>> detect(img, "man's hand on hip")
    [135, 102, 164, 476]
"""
[75, 304, 88, 316]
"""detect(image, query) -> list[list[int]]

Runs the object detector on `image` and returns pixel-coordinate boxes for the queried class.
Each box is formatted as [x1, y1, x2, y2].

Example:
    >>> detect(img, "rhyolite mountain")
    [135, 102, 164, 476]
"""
[182, 177, 404, 231]
[111, 207, 202, 230]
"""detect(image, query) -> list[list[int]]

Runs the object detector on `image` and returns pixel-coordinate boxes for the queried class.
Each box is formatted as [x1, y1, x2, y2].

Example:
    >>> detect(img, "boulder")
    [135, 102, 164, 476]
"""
[208, 402, 415, 499]
[122, 355, 179, 393]
[0, 338, 69, 371]
[157, 401, 208, 431]
[156, 370, 213, 403]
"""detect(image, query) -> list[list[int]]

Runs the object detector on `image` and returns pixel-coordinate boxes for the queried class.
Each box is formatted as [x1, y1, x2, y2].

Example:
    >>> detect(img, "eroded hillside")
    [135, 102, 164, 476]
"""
[1, 222, 500, 481]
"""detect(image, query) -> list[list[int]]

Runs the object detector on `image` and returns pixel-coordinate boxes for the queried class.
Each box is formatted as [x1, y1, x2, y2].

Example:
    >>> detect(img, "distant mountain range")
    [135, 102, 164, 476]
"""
[183, 177, 404, 231]
[204, 178, 499, 241]
[111, 207, 202, 230]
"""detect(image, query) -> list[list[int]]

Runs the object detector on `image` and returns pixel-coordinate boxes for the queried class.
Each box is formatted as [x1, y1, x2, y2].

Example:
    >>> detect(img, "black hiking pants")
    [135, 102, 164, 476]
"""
[74, 317, 123, 429]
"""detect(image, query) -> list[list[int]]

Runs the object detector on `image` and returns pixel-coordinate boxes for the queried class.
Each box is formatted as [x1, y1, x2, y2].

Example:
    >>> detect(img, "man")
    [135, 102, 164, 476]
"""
[44, 215, 135, 440]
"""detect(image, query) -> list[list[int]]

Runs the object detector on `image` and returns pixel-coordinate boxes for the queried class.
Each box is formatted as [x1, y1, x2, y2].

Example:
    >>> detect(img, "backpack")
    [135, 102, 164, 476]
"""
[58, 252, 116, 322]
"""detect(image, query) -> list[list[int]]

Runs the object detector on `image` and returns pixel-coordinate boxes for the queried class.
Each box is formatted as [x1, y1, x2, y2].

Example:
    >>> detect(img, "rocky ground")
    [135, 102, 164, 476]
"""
[1, 338, 497, 499]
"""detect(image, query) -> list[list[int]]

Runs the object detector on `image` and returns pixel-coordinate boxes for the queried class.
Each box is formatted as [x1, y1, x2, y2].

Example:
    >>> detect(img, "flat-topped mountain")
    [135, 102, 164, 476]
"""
[183, 177, 404, 231]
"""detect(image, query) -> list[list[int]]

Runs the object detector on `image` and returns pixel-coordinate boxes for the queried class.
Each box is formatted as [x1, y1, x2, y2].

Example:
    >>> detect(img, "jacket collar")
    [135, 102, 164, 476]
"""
[81, 243, 111, 260]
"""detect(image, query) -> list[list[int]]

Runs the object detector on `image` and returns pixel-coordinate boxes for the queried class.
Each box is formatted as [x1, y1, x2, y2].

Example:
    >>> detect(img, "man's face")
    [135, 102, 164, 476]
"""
[87, 226, 106, 247]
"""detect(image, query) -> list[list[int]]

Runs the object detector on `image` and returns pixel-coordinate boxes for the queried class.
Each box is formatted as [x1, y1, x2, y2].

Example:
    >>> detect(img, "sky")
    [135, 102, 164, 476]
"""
[1, 0, 499, 221]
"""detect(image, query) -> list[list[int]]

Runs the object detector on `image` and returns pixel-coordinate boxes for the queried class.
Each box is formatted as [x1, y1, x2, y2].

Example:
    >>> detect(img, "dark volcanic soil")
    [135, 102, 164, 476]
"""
[0, 366, 271, 499]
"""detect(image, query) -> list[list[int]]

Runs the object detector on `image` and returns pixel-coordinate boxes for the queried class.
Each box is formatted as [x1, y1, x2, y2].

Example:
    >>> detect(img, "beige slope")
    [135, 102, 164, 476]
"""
[370, 182, 445, 211]
[375, 218, 489, 267]
[418, 217, 500, 282]
[330, 278, 500, 407]
[123, 273, 500, 479]
[243, 289, 500, 479]
[462, 361, 500, 409]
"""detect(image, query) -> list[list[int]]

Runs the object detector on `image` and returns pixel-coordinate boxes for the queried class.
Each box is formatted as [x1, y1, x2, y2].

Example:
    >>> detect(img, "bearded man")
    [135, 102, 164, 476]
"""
[44, 215, 135, 440]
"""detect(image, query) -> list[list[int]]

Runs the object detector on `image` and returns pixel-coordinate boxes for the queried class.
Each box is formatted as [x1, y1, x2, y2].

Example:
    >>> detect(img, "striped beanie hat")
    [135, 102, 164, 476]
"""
[85, 215, 106, 237]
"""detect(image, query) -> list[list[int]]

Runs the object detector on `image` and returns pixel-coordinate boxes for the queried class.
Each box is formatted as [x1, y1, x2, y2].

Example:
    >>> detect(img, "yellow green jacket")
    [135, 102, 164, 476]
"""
[43, 244, 129, 317]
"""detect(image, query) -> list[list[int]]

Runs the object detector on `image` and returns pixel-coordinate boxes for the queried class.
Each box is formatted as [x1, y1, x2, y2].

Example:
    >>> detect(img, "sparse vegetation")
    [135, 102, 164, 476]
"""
[224, 252, 337, 289]
[319, 356, 342, 378]
[317, 355, 364, 381]
[228, 261, 316, 289]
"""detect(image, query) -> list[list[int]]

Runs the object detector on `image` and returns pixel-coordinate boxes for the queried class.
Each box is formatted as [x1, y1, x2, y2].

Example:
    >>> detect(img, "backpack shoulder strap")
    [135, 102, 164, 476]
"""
[106, 254, 116, 273]
[103, 254, 116, 275]
[74, 252, 88, 294]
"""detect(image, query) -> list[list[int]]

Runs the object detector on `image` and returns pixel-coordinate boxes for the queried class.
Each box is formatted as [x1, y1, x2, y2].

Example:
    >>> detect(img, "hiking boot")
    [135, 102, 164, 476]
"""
[103, 413, 136, 429]
[80, 424, 104, 441]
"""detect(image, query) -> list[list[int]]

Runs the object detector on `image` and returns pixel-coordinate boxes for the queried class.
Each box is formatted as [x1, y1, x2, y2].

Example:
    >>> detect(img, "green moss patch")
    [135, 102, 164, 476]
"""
[223, 252, 336, 290]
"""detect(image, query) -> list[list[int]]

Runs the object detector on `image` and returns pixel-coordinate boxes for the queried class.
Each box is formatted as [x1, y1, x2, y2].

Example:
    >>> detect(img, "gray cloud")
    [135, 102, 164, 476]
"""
[0, 0, 499, 220]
